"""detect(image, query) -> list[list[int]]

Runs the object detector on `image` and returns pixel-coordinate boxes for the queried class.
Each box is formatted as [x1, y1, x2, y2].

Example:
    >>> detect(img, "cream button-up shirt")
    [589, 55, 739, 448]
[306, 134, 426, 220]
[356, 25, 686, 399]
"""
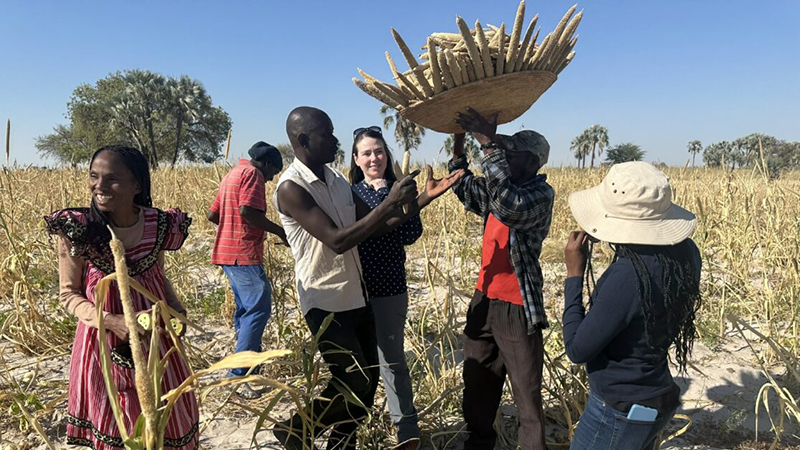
[274, 159, 366, 315]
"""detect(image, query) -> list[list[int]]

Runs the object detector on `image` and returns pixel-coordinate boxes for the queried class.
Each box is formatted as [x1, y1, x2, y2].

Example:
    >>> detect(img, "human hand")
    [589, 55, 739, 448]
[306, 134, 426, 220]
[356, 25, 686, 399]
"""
[422, 165, 465, 204]
[106, 314, 144, 342]
[387, 170, 420, 207]
[369, 179, 389, 190]
[565, 231, 589, 278]
[455, 108, 498, 146]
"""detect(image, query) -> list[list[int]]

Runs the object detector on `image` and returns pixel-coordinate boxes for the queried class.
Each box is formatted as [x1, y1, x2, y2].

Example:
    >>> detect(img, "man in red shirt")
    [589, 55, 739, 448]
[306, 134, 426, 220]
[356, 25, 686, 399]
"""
[207, 142, 287, 398]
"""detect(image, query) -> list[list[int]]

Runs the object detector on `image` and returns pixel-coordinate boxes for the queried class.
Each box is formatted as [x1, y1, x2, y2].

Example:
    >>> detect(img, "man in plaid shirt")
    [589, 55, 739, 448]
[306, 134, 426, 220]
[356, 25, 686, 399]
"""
[450, 108, 554, 450]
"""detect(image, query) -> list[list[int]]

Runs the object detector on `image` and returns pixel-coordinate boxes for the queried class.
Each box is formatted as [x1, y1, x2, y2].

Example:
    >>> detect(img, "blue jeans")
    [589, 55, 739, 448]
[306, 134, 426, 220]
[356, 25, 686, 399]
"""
[570, 391, 676, 450]
[222, 265, 272, 377]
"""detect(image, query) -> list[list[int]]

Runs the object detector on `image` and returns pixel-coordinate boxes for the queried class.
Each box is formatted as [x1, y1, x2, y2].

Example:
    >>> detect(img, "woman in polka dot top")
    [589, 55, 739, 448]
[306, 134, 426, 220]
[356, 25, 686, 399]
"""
[349, 126, 423, 449]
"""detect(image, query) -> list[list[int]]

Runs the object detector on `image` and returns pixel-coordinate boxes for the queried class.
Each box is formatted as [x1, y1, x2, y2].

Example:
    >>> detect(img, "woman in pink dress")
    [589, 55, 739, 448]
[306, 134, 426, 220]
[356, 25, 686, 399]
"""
[45, 146, 199, 449]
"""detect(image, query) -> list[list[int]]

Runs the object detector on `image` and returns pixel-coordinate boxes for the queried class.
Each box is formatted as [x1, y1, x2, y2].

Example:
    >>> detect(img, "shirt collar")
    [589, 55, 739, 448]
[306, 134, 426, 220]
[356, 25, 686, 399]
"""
[292, 158, 334, 184]
[521, 173, 547, 188]
[239, 158, 265, 182]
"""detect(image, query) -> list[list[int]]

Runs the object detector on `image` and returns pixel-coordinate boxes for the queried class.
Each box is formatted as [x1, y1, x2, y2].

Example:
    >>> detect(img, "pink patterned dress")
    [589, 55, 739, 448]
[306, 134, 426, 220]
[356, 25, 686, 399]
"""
[45, 207, 199, 450]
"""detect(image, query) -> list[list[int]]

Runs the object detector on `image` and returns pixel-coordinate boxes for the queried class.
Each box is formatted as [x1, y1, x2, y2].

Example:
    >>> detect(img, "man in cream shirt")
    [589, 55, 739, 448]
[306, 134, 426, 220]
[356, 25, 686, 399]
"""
[272, 106, 463, 450]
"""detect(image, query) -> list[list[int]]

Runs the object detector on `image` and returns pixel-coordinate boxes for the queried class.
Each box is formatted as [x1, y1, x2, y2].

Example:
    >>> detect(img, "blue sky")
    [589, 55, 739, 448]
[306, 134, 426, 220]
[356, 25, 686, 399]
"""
[1, 1, 798, 167]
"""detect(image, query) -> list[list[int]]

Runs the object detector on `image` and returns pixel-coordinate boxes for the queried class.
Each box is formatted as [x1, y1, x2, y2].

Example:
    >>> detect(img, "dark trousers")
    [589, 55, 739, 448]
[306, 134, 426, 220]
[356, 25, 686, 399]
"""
[290, 305, 380, 450]
[462, 290, 546, 450]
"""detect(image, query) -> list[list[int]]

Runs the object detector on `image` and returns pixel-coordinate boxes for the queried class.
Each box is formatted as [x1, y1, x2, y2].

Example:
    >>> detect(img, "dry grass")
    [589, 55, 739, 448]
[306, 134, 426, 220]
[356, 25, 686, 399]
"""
[0, 164, 799, 448]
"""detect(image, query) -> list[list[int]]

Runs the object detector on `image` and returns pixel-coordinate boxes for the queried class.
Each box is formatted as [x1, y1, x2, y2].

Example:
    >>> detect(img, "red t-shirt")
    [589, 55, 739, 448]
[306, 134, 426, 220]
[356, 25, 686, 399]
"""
[210, 159, 266, 265]
[476, 213, 524, 305]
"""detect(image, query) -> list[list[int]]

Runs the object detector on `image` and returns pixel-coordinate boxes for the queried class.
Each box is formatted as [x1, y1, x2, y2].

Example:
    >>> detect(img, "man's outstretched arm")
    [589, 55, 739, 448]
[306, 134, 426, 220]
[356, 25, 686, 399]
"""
[276, 175, 418, 254]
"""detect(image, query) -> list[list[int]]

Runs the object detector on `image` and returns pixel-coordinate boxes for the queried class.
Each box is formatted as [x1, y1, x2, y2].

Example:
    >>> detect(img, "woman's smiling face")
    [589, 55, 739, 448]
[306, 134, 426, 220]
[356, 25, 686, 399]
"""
[88, 151, 140, 213]
[354, 136, 388, 181]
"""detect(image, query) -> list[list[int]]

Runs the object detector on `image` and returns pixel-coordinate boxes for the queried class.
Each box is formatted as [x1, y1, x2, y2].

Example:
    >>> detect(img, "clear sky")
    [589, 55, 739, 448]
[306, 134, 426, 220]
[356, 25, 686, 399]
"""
[1, 1, 798, 168]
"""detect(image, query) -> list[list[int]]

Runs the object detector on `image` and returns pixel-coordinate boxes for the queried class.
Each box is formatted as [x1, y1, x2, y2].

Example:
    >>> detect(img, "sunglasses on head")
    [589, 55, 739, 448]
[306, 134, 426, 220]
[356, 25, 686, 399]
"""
[353, 126, 382, 139]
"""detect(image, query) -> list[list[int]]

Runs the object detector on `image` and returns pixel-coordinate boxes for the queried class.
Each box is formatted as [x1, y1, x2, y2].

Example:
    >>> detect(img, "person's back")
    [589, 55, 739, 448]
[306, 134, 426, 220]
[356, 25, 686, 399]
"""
[211, 159, 267, 266]
[563, 161, 701, 450]
[570, 241, 702, 403]
[207, 143, 285, 397]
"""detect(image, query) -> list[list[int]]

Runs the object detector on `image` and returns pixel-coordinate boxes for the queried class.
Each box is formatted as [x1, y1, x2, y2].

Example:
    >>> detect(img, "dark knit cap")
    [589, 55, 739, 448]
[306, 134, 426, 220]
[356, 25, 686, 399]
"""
[248, 141, 283, 171]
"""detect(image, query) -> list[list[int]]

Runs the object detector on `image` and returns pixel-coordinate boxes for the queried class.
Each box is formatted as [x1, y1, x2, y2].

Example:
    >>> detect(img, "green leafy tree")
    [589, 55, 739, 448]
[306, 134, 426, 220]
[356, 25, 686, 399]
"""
[702, 135, 800, 173]
[178, 105, 231, 164]
[687, 140, 702, 167]
[703, 141, 731, 168]
[442, 133, 480, 160]
[605, 142, 645, 165]
[37, 70, 231, 167]
[733, 133, 778, 168]
[34, 125, 93, 168]
[36, 76, 129, 166]
[764, 140, 800, 176]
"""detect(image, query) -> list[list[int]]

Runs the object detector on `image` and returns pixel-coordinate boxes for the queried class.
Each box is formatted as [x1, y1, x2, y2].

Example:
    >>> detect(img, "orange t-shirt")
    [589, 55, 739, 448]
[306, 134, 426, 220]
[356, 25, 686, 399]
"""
[476, 213, 524, 305]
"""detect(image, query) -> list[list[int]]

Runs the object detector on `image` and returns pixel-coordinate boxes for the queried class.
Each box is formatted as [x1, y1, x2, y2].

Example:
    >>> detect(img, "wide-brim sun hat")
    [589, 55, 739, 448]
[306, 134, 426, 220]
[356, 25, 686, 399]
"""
[568, 161, 697, 246]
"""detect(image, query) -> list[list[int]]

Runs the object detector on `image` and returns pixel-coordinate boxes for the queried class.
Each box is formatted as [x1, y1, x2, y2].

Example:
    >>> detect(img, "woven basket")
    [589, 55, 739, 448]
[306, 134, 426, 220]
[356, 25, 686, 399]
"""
[399, 71, 557, 134]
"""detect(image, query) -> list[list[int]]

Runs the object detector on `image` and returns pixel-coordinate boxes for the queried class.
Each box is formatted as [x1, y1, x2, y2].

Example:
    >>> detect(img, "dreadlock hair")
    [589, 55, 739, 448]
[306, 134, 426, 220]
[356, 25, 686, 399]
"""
[612, 241, 702, 373]
[584, 240, 597, 306]
[84, 146, 152, 247]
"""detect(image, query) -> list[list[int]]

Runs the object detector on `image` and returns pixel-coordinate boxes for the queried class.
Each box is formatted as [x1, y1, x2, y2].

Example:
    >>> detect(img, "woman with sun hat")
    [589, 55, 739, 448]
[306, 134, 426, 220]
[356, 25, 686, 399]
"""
[562, 161, 702, 450]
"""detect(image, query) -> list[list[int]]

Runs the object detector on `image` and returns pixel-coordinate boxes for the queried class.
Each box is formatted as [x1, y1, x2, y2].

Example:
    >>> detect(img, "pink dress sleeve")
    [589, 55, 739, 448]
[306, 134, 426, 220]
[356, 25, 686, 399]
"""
[58, 237, 110, 328]
[161, 208, 192, 251]
[44, 209, 92, 257]
[46, 209, 111, 328]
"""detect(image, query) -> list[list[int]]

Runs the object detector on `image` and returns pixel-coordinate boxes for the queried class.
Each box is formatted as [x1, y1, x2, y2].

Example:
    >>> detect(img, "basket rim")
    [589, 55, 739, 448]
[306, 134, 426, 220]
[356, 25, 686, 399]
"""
[399, 70, 558, 133]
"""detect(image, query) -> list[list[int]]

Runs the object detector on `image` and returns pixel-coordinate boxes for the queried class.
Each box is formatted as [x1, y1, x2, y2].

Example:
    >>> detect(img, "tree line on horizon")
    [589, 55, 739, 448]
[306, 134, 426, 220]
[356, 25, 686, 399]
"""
[34, 71, 798, 173]
[693, 135, 800, 174]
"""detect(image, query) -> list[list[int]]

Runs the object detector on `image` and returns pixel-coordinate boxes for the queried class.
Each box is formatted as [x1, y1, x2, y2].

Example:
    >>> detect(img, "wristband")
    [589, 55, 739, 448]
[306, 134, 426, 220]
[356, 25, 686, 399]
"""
[480, 141, 498, 150]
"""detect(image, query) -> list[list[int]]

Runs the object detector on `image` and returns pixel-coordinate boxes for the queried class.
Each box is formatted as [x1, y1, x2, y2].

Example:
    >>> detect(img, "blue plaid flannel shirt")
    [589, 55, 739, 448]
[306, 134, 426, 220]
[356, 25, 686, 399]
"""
[449, 149, 555, 333]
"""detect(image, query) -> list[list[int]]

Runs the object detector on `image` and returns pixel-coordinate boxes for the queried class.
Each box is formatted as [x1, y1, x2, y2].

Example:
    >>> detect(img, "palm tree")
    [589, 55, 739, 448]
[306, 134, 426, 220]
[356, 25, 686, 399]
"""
[110, 93, 150, 162]
[687, 140, 702, 167]
[168, 76, 208, 166]
[121, 70, 167, 168]
[570, 131, 590, 168]
[380, 104, 425, 172]
[586, 124, 609, 169]
[442, 133, 480, 160]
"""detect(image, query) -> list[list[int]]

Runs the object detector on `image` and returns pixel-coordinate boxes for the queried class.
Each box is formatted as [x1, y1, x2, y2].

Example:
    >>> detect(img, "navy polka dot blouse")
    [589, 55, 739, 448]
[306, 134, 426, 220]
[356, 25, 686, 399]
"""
[352, 180, 423, 298]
